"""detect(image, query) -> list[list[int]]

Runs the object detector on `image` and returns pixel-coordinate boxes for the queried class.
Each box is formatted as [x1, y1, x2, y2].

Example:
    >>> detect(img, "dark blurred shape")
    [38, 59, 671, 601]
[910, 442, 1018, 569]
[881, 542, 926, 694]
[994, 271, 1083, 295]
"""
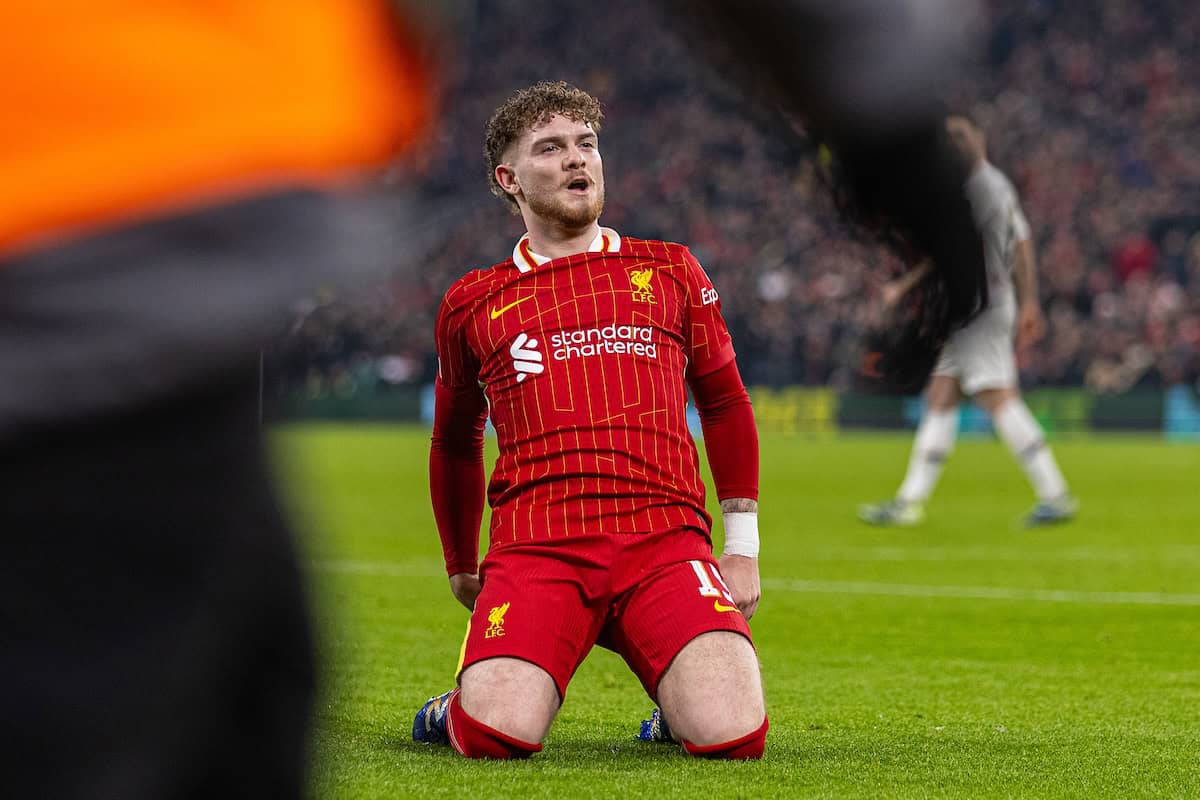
[830, 122, 989, 393]
[665, 0, 988, 392]
[0, 2, 446, 796]
[2, 363, 312, 799]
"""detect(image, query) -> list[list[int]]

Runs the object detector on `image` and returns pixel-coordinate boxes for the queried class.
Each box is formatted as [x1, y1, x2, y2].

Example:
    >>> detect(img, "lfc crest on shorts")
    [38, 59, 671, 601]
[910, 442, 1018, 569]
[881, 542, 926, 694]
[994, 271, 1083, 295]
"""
[485, 602, 510, 638]
[628, 267, 656, 304]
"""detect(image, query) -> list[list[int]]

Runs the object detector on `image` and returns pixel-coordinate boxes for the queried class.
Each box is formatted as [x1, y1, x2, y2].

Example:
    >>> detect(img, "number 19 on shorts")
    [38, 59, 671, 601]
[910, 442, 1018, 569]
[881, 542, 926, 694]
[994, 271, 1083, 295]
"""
[690, 560, 738, 612]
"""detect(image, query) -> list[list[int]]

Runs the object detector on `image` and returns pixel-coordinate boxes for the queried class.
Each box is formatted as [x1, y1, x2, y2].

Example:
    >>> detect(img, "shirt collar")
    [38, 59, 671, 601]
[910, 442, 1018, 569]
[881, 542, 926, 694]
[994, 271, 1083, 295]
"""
[512, 226, 621, 273]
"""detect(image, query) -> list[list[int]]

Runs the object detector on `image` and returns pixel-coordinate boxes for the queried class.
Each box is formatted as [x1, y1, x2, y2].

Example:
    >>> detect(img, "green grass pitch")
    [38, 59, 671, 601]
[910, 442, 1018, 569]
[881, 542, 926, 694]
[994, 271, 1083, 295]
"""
[274, 425, 1200, 799]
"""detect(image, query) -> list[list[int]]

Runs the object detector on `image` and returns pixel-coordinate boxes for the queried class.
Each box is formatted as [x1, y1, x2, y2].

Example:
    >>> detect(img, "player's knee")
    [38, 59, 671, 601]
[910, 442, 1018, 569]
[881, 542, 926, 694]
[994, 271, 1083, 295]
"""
[446, 690, 543, 759]
[458, 688, 553, 747]
[657, 631, 764, 745]
[659, 686, 765, 752]
[458, 659, 559, 745]
[676, 698, 766, 747]
[681, 717, 769, 760]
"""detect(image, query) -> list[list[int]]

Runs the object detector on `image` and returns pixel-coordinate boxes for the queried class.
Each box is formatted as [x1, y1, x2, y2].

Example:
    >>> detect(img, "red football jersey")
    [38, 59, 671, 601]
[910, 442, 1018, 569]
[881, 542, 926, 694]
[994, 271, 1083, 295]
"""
[434, 229, 735, 546]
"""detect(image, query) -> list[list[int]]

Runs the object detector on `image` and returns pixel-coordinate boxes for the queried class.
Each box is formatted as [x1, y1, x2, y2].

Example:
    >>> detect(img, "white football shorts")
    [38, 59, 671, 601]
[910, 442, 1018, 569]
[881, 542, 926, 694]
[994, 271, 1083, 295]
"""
[932, 302, 1017, 395]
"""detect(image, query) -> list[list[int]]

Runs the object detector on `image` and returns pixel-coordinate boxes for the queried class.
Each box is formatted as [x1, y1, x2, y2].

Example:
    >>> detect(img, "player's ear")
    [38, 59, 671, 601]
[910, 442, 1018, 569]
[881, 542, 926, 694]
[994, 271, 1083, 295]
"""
[495, 164, 520, 197]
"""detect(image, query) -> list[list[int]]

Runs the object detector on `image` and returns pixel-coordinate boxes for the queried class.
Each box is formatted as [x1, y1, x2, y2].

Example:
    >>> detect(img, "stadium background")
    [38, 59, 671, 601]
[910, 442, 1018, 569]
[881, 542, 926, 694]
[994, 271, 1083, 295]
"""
[265, 0, 1200, 438]
[268, 3, 1200, 796]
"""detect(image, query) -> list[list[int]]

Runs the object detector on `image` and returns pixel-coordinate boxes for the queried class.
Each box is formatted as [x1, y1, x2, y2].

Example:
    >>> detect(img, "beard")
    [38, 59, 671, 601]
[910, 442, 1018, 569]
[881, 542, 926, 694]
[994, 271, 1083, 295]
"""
[525, 182, 605, 229]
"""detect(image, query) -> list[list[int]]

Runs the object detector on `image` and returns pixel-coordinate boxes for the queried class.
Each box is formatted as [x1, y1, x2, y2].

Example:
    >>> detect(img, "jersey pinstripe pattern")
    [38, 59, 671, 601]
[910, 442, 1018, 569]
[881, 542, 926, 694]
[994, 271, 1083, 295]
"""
[434, 235, 734, 546]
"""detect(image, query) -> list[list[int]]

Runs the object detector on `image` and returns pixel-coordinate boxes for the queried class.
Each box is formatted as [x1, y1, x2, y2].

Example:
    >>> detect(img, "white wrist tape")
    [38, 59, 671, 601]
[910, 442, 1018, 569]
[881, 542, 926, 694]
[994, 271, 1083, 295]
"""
[721, 512, 759, 558]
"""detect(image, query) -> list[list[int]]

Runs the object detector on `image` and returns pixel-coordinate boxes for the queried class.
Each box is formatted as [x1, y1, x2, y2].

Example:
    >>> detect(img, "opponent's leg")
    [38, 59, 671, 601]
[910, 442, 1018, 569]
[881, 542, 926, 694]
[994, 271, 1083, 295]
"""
[977, 389, 1076, 525]
[860, 375, 960, 525]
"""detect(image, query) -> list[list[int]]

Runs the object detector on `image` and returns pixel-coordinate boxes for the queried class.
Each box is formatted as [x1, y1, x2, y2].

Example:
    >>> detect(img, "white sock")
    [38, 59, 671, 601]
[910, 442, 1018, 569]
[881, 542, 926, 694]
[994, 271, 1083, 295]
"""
[992, 400, 1068, 502]
[897, 409, 958, 504]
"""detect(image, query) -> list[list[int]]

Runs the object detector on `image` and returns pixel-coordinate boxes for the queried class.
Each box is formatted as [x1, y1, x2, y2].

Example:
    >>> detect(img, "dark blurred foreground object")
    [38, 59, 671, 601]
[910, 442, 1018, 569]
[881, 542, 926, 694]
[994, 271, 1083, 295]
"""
[0, 1, 443, 796]
[1, 357, 313, 799]
[672, 0, 989, 392]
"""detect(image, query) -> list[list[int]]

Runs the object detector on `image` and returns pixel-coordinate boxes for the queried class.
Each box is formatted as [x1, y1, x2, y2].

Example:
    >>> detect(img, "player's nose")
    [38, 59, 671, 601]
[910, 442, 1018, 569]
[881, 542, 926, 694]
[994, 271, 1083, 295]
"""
[564, 146, 587, 168]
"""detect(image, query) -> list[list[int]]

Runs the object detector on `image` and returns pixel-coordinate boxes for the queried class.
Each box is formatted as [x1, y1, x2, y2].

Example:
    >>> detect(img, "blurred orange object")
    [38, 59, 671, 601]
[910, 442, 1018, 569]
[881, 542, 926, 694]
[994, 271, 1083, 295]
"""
[0, 1, 434, 256]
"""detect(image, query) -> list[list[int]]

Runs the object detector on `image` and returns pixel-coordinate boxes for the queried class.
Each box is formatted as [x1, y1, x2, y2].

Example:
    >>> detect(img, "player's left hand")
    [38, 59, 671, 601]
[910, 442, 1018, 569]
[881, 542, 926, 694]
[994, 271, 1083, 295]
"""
[718, 555, 760, 620]
[1016, 303, 1046, 350]
[449, 572, 481, 611]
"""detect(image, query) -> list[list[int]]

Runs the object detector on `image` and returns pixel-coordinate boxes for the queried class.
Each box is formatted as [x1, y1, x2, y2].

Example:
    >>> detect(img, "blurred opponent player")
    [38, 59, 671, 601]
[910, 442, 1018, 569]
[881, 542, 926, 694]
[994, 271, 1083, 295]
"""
[678, 0, 992, 391]
[859, 116, 1078, 527]
[413, 82, 767, 759]
[1, 3, 439, 797]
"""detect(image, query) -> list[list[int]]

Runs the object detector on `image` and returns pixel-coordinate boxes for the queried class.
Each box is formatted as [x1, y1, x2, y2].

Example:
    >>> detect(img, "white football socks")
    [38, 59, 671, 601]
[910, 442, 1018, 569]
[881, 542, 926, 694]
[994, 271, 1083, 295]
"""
[992, 399, 1068, 502]
[897, 408, 958, 504]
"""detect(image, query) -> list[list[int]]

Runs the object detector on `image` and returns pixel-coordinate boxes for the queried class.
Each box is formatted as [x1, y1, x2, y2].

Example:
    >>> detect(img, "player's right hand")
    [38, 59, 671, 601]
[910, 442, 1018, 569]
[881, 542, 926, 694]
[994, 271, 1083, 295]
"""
[718, 555, 761, 621]
[1016, 303, 1047, 350]
[449, 572, 481, 611]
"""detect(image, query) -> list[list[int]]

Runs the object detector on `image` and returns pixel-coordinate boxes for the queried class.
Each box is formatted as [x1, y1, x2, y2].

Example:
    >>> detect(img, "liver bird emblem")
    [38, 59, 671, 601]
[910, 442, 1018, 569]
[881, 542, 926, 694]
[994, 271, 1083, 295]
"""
[629, 268, 655, 302]
[488, 602, 510, 626]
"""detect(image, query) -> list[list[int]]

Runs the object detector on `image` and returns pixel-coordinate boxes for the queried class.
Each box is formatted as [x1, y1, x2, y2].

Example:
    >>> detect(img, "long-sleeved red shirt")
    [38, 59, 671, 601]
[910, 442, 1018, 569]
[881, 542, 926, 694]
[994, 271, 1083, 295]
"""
[430, 231, 757, 575]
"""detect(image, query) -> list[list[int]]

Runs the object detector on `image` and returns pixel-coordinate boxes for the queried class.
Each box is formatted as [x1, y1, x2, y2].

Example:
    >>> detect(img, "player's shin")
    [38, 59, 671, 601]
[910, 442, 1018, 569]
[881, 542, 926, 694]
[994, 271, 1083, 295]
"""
[992, 400, 1068, 501]
[897, 408, 957, 504]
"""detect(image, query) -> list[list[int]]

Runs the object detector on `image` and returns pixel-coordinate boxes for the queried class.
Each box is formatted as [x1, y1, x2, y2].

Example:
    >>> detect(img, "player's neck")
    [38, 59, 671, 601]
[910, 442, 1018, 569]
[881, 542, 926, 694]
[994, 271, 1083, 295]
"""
[523, 219, 601, 261]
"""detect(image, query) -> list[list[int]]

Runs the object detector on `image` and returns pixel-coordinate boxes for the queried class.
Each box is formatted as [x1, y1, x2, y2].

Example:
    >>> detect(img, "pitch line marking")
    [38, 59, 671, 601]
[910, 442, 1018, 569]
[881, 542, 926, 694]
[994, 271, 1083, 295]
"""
[791, 545, 1200, 563]
[761, 578, 1200, 607]
[316, 559, 442, 577]
[313, 560, 1200, 607]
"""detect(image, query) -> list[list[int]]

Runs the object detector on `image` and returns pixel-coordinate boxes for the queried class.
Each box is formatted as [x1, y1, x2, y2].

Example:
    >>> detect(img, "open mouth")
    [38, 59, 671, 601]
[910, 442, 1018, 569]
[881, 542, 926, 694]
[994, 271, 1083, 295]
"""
[566, 177, 589, 192]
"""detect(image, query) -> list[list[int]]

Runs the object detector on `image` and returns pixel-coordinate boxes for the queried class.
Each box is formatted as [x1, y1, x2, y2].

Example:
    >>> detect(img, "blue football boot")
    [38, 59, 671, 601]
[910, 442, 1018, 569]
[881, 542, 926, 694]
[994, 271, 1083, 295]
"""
[412, 688, 457, 745]
[636, 708, 676, 744]
[1024, 495, 1079, 528]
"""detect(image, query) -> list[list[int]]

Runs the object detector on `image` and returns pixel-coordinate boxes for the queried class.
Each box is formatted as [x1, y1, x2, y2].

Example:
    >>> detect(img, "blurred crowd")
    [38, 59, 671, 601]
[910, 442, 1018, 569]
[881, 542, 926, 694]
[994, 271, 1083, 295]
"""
[273, 0, 1200, 400]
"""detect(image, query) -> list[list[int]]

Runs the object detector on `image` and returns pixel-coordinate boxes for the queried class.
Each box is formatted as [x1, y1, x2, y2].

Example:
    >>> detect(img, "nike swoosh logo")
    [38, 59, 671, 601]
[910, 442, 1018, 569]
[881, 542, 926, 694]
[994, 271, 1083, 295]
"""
[713, 599, 740, 613]
[490, 296, 533, 320]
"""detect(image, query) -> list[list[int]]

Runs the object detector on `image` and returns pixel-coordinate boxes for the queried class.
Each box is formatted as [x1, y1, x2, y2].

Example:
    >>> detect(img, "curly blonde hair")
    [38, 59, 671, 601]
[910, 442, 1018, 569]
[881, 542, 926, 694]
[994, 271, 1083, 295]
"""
[485, 81, 603, 211]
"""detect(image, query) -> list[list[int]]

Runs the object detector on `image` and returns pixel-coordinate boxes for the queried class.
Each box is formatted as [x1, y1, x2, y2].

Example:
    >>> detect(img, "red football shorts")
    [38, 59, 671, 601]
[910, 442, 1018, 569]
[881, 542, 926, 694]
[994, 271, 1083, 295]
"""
[456, 528, 755, 700]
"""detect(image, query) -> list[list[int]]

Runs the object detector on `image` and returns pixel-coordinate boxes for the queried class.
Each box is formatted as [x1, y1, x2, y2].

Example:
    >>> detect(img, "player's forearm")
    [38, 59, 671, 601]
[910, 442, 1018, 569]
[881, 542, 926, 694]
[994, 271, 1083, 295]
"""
[891, 259, 933, 298]
[429, 380, 488, 576]
[706, 425, 760, 500]
[429, 448, 484, 576]
[690, 361, 760, 502]
[1013, 239, 1039, 307]
[691, 361, 761, 559]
